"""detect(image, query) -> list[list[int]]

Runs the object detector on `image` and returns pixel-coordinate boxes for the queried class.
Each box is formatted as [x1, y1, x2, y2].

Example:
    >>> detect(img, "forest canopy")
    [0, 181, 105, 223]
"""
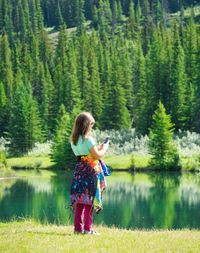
[0, 0, 199, 154]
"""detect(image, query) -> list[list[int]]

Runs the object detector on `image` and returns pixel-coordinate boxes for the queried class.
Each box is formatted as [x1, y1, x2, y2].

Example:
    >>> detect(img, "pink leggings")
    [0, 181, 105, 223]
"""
[74, 203, 94, 232]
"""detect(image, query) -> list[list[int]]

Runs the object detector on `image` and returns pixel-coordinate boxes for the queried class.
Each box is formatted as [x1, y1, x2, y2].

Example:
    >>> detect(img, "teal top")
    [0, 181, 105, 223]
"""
[71, 135, 95, 156]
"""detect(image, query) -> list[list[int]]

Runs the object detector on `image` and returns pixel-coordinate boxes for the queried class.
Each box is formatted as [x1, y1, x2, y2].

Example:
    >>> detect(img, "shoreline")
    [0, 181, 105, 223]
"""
[0, 166, 200, 180]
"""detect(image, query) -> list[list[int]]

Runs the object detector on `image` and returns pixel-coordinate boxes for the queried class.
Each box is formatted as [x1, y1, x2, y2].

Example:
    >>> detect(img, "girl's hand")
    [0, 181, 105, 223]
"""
[97, 144, 104, 150]
[97, 142, 109, 151]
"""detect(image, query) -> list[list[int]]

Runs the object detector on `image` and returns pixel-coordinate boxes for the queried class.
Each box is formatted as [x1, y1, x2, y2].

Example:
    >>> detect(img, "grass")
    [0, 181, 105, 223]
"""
[0, 220, 200, 253]
[7, 156, 55, 170]
[6, 154, 150, 172]
[104, 154, 132, 170]
[1, 156, 56, 178]
[104, 153, 151, 170]
[3, 153, 200, 175]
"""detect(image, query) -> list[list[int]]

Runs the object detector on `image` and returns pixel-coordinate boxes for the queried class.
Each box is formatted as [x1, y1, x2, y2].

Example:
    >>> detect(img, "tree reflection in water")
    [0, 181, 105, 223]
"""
[0, 171, 200, 229]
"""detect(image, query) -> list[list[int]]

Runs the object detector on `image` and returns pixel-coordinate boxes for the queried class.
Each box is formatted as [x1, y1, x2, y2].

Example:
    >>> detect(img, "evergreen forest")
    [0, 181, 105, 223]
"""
[0, 0, 199, 154]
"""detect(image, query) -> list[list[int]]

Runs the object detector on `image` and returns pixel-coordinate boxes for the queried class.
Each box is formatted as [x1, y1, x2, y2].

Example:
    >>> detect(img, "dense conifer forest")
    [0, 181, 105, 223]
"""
[0, 0, 199, 154]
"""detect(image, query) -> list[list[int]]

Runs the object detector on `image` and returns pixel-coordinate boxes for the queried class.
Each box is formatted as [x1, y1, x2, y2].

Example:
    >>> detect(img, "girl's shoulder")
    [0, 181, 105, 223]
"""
[84, 135, 93, 141]
[84, 136, 96, 147]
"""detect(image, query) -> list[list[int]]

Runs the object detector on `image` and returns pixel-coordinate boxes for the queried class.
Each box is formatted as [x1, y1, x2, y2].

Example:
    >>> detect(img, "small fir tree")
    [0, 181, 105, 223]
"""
[148, 101, 180, 170]
[50, 104, 75, 169]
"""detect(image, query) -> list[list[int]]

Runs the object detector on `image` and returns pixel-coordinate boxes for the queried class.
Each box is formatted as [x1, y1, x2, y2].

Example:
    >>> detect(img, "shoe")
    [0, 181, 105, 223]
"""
[84, 230, 100, 235]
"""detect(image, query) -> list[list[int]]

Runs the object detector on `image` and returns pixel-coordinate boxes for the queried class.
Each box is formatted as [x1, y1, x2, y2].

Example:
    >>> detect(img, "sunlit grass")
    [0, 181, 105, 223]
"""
[104, 154, 132, 169]
[0, 220, 200, 253]
[7, 156, 55, 170]
[104, 153, 151, 170]
[5, 153, 200, 173]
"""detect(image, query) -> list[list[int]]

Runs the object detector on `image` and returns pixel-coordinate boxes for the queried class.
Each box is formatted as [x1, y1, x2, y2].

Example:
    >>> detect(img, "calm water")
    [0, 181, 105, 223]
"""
[0, 171, 200, 229]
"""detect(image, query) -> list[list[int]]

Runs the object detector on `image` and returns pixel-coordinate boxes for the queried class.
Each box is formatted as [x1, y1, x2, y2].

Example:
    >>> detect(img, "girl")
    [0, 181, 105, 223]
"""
[70, 112, 109, 235]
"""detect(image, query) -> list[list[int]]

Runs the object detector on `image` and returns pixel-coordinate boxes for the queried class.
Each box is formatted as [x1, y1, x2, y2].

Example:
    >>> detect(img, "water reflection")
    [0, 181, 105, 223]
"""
[0, 171, 200, 229]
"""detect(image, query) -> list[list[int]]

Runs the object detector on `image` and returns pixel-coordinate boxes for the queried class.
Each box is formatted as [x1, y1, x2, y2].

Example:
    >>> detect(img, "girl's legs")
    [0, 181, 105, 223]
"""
[74, 203, 84, 232]
[84, 204, 94, 232]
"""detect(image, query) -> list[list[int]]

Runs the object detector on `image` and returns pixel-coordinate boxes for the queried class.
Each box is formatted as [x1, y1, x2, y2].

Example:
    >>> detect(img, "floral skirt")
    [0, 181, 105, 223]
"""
[70, 155, 106, 210]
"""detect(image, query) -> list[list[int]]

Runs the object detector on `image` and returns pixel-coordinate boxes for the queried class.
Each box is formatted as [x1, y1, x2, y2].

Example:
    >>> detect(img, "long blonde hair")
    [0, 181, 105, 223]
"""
[71, 112, 95, 145]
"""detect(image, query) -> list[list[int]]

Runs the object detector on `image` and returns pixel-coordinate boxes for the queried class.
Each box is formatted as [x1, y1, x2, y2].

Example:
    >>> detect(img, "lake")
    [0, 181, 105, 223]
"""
[0, 171, 200, 229]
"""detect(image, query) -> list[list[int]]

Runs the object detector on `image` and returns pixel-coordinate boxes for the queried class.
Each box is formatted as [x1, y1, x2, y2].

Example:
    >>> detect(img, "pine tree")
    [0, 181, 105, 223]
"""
[0, 33, 13, 99]
[101, 52, 131, 129]
[117, 0, 123, 22]
[64, 48, 82, 115]
[35, 0, 44, 31]
[44, 63, 54, 133]
[97, 0, 112, 39]
[29, 0, 38, 33]
[38, 28, 50, 64]
[87, 45, 102, 123]
[158, 26, 172, 114]
[3, 0, 14, 44]
[91, 5, 98, 29]
[133, 41, 148, 134]
[75, 0, 85, 35]
[22, 0, 32, 38]
[126, 1, 136, 39]
[54, 25, 68, 69]
[194, 36, 200, 132]
[15, 1, 25, 38]
[77, 33, 91, 109]
[135, 0, 142, 32]
[98, 41, 112, 104]
[0, 0, 3, 31]
[111, 0, 118, 32]
[148, 101, 180, 170]
[170, 21, 186, 130]
[50, 104, 75, 169]
[52, 25, 68, 116]
[141, 0, 153, 53]
[9, 79, 42, 155]
[0, 82, 7, 136]
[152, 0, 164, 25]
[183, 10, 198, 130]
[55, 1, 64, 30]
[37, 62, 50, 138]
[119, 42, 133, 114]
[145, 29, 167, 130]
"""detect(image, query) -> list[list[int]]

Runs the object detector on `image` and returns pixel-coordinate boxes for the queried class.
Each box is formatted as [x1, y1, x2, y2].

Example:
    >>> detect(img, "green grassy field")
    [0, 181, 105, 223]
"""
[0, 221, 200, 253]
[6, 154, 150, 172]
[104, 153, 151, 170]
[1, 152, 199, 178]
[7, 156, 55, 169]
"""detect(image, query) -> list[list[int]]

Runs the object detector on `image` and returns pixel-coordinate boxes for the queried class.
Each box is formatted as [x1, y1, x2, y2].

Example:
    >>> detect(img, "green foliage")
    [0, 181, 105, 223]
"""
[0, 1, 199, 156]
[9, 81, 43, 155]
[0, 82, 8, 136]
[133, 41, 148, 134]
[101, 51, 131, 129]
[169, 21, 186, 129]
[148, 101, 180, 170]
[50, 104, 75, 169]
[0, 33, 13, 99]
[0, 149, 6, 169]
